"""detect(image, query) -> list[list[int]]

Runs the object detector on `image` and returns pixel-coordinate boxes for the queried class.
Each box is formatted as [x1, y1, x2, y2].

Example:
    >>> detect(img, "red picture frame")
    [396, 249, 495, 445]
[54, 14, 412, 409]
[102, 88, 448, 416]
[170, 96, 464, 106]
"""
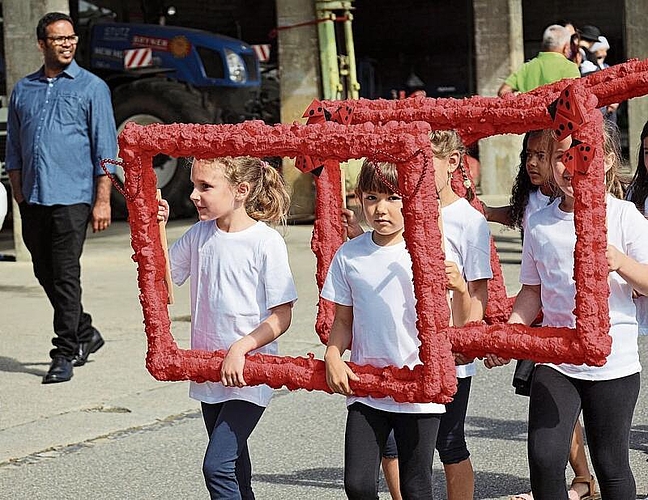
[117, 58, 648, 403]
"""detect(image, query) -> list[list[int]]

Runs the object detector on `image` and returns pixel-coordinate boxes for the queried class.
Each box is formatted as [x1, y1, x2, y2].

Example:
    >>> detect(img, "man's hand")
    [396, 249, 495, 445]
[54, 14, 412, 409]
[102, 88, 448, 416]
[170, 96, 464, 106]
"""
[92, 175, 112, 232]
[91, 200, 111, 232]
[7, 170, 24, 204]
[158, 199, 170, 223]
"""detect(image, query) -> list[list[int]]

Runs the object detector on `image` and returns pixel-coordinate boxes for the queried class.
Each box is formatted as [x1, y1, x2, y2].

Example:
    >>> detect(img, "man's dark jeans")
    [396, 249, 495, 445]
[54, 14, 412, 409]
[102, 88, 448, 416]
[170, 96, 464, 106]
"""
[19, 202, 94, 360]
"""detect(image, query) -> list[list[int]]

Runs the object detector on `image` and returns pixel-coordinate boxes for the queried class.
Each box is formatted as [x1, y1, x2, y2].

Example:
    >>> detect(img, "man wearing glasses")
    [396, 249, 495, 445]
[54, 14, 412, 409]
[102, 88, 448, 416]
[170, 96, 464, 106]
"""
[6, 12, 117, 384]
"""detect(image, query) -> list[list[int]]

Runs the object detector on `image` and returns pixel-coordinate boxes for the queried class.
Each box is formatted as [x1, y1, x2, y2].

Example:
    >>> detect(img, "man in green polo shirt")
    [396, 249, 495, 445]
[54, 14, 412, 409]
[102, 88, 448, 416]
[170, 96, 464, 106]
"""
[498, 24, 579, 96]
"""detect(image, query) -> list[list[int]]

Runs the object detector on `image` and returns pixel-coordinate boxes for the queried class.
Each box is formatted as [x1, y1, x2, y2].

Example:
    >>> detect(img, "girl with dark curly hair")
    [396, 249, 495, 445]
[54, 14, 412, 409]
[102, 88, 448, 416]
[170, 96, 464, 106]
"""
[484, 130, 556, 233]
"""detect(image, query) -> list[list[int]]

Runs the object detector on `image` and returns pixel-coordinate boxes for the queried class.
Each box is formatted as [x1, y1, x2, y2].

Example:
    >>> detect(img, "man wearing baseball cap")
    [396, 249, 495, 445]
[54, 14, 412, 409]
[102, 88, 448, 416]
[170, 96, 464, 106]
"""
[578, 25, 604, 75]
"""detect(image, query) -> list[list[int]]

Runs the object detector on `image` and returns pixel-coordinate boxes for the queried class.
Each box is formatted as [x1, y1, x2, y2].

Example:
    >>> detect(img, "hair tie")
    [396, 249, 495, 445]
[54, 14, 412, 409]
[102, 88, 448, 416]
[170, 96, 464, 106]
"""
[261, 161, 270, 172]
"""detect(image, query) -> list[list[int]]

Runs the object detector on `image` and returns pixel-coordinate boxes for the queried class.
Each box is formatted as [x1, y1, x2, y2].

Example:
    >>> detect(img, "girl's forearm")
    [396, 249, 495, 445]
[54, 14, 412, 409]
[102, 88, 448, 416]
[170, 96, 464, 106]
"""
[616, 259, 648, 297]
[325, 305, 354, 357]
[509, 284, 542, 325]
[468, 279, 488, 323]
[229, 303, 293, 355]
[484, 205, 512, 226]
[450, 288, 472, 327]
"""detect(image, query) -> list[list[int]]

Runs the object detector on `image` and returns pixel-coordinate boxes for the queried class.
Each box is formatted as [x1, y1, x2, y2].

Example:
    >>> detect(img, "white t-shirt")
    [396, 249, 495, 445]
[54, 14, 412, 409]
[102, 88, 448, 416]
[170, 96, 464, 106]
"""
[442, 198, 493, 378]
[627, 194, 648, 335]
[520, 195, 648, 380]
[321, 232, 445, 414]
[169, 220, 298, 407]
[0, 181, 6, 230]
[522, 189, 551, 233]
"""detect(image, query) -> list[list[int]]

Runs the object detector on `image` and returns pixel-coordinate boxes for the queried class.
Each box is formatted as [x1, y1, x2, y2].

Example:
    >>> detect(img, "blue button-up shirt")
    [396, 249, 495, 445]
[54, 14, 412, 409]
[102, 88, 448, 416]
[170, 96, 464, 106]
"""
[6, 60, 117, 205]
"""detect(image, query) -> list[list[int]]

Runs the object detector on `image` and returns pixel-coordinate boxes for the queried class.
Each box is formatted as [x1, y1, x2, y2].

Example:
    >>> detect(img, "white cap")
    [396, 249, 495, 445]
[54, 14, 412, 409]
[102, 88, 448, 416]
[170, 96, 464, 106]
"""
[590, 36, 610, 53]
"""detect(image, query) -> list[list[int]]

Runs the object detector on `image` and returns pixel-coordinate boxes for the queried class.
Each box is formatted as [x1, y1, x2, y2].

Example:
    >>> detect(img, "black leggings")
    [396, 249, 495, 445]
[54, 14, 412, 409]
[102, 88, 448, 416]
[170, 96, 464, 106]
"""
[382, 376, 471, 464]
[528, 366, 639, 500]
[344, 402, 441, 500]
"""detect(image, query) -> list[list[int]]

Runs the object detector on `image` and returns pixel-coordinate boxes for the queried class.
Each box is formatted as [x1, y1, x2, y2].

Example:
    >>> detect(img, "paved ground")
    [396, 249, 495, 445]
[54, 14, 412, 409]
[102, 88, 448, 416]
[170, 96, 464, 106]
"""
[0, 199, 646, 499]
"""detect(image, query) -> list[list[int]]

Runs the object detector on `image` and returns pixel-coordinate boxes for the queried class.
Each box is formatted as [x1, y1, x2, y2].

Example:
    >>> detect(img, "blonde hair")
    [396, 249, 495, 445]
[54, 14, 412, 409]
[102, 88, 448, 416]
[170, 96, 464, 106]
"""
[428, 130, 475, 201]
[602, 121, 626, 199]
[207, 156, 291, 224]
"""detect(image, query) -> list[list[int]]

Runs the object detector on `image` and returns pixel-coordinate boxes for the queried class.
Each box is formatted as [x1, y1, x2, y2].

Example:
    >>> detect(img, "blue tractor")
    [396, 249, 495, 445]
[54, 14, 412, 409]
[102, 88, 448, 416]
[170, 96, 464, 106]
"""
[0, 1, 262, 220]
[71, 1, 262, 218]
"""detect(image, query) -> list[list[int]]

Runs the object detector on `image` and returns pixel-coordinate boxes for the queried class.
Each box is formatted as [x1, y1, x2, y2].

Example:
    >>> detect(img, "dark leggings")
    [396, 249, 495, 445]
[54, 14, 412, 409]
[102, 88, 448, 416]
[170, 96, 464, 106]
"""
[528, 366, 639, 500]
[383, 376, 471, 464]
[344, 402, 441, 500]
[201, 400, 265, 500]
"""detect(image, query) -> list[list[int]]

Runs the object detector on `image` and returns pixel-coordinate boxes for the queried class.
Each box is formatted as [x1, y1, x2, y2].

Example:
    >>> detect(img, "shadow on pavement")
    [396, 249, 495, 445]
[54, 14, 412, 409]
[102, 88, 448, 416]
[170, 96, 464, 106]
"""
[253, 467, 532, 499]
[630, 425, 648, 454]
[0, 356, 49, 377]
[254, 467, 344, 490]
[466, 416, 527, 442]
[474, 470, 530, 499]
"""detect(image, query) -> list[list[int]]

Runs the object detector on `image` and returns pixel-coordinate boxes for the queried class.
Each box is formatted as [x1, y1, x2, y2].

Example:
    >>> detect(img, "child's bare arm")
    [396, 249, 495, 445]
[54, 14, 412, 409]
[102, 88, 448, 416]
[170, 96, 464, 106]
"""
[221, 302, 293, 387]
[607, 245, 648, 296]
[447, 261, 470, 327]
[509, 284, 542, 326]
[451, 278, 488, 365]
[324, 304, 359, 395]
[468, 278, 489, 324]
[485, 284, 541, 369]
[482, 204, 512, 226]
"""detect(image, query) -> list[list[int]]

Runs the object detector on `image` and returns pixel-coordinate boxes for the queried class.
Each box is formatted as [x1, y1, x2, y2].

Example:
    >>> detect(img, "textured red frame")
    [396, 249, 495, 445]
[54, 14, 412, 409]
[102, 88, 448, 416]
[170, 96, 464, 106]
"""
[119, 59, 648, 403]
[119, 120, 459, 403]
[318, 59, 648, 366]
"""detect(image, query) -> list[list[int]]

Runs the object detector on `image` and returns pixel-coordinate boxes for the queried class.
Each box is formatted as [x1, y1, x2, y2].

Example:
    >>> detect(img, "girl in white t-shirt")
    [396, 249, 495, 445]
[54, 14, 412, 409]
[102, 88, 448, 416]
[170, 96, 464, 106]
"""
[326, 131, 491, 499]
[158, 156, 297, 500]
[484, 130, 556, 233]
[429, 131, 492, 500]
[483, 130, 598, 500]
[490, 124, 648, 499]
[625, 119, 648, 336]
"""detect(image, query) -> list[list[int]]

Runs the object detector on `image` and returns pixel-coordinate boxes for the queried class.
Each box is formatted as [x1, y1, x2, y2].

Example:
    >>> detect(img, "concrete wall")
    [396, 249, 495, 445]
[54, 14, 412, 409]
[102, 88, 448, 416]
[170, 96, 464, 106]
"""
[625, 0, 648, 169]
[473, 0, 524, 196]
[276, 0, 321, 219]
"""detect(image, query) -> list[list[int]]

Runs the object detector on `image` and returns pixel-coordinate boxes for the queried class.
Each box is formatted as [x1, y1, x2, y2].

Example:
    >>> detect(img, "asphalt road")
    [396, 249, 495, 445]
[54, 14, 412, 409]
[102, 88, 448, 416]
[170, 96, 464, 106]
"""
[0, 212, 646, 499]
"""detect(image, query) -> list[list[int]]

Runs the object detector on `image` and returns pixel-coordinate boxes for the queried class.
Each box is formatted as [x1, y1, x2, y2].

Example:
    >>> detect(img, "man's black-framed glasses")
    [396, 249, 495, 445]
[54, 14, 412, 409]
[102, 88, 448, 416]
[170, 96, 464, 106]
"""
[46, 35, 79, 46]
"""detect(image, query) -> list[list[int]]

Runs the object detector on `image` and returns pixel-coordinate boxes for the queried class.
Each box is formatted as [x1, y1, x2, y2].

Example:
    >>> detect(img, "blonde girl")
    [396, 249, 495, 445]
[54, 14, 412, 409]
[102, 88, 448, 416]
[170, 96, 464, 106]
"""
[158, 156, 297, 499]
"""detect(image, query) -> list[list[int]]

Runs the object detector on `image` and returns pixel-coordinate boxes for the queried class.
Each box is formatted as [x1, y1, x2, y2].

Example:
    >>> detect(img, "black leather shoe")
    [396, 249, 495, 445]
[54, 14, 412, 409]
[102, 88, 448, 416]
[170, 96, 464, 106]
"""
[42, 356, 73, 384]
[73, 329, 105, 367]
